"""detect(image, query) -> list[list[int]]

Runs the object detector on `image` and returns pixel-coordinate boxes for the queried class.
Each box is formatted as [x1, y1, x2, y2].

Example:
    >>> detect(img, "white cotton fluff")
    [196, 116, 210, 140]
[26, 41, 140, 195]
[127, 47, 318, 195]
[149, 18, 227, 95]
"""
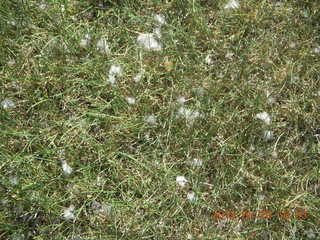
[267, 96, 276, 104]
[144, 133, 151, 141]
[144, 115, 157, 124]
[126, 97, 136, 105]
[11, 82, 22, 91]
[58, 148, 66, 158]
[177, 96, 187, 104]
[187, 192, 197, 202]
[176, 176, 187, 187]
[96, 38, 110, 54]
[191, 158, 203, 167]
[205, 54, 213, 65]
[79, 34, 91, 48]
[62, 161, 73, 175]
[187, 233, 193, 240]
[7, 20, 16, 26]
[133, 68, 145, 82]
[224, 0, 240, 9]
[107, 64, 122, 84]
[266, 90, 276, 104]
[79, 39, 89, 48]
[63, 205, 75, 220]
[313, 45, 320, 54]
[263, 130, 273, 141]
[1, 99, 16, 109]
[7, 59, 16, 67]
[137, 33, 162, 51]
[153, 14, 166, 26]
[256, 112, 271, 125]
[9, 176, 19, 185]
[38, 3, 47, 9]
[153, 27, 162, 39]
[225, 51, 234, 59]
[96, 176, 105, 186]
[177, 107, 201, 125]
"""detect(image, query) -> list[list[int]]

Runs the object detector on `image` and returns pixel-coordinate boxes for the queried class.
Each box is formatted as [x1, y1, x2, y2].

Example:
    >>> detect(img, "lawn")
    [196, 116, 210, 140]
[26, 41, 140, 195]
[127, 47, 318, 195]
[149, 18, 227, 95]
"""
[1, 0, 320, 239]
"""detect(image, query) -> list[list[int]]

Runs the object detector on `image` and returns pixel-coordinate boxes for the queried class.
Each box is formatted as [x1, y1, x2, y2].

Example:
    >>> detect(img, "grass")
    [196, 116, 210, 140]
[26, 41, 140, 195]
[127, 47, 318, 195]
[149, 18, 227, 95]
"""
[1, 0, 320, 239]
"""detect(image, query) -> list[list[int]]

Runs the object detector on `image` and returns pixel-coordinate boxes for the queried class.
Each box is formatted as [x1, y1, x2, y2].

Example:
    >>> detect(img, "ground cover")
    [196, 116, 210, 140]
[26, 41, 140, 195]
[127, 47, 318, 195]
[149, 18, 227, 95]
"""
[1, 0, 320, 239]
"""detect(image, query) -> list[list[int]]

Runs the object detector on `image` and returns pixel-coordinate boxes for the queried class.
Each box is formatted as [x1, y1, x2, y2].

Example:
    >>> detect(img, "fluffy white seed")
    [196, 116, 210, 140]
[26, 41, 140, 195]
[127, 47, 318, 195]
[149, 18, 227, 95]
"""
[62, 161, 73, 175]
[79, 34, 91, 48]
[7, 20, 16, 26]
[153, 14, 166, 26]
[126, 97, 136, 105]
[63, 205, 75, 220]
[133, 68, 145, 82]
[267, 96, 276, 104]
[7, 59, 16, 67]
[205, 54, 213, 65]
[153, 27, 162, 39]
[176, 176, 187, 187]
[187, 192, 197, 202]
[107, 64, 122, 84]
[177, 107, 201, 126]
[79, 39, 89, 48]
[144, 115, 157, 124]
[96, 38, 110, 54]
[11, 82, 22, 91]
[144, 133, 151, 141]
[256, 112, 271, 125]
[1, 99, 16, 109]
[224, 0, 240, 9]
[263, 130, 273, 141]
[9, 176, 19, 185]
[313, 46, 320, 54]
[38, 3, 47, 9]
[225, 51, 234, 59]
[57, 148, 66, 158]
[191, 158, 203, 167]
[96, 176, 105, 186]
[177, 96, 186, 104]
[137, 33, 162, 51]
[266, 90, 276, 104]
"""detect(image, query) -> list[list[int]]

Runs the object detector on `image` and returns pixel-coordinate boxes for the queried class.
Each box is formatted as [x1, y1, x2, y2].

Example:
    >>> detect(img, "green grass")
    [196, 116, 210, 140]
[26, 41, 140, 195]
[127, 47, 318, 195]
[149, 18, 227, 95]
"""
[1, 0, 320, 239]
